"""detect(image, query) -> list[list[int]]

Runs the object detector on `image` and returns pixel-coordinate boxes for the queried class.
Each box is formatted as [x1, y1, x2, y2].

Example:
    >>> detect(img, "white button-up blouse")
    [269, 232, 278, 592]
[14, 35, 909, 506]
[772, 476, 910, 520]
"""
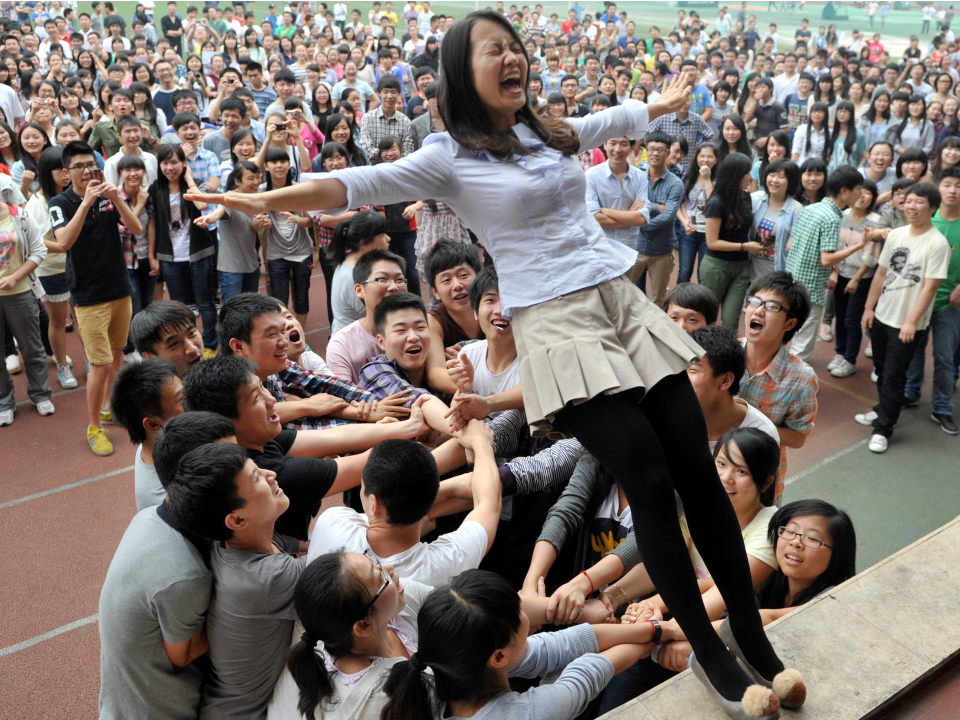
[327, 101, 652, 316]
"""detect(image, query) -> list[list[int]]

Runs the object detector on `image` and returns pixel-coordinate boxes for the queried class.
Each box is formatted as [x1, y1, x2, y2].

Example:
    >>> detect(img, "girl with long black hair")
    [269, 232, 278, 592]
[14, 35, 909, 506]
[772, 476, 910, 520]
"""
[886, 93, 936, 159]
[189, 14, 801, 717]
[717, 114, 752, 167]
[828, 101, 866, 171]
[12, 122, 51, 199]
[677, 142, 719, 284]
[325, 112, 368, 167]
[796, 157, 827, 205]
[790, 101, 829, 165]
[858, 91, 892, 149]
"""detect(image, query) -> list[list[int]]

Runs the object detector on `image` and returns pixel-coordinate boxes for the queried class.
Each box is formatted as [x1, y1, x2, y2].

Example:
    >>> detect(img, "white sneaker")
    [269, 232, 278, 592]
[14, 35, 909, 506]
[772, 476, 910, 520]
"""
[868, 434, 889, 453]
[871, 369, 878, 383]
[5, 353, 20, 374]
[831, 358, 857, 378]
[0, 409, 12, 426]
[827, 354, 844, 372]
[855, 411, 878, 426]
[57, 363, 78, 389]
[35, 400, 55, 416]
[864, 344, 873, 358]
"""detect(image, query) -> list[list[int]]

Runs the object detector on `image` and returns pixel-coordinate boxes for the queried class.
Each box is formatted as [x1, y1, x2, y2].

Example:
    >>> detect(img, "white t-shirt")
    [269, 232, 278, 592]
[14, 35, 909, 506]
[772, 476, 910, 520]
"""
[458, 339, 520, 402]
[682, 504, 778, 579]
[330, 262, 365, 335]
[134, 444, 166, 511]
[708, 399, 780, 453]
[307, 507, 488, 588]
[103, 149, 159, 187]
[0, 83, 24, 125]
[875, 225, 951, 330]
[168, 193, 191, 261]
[594, 483, 633, 529]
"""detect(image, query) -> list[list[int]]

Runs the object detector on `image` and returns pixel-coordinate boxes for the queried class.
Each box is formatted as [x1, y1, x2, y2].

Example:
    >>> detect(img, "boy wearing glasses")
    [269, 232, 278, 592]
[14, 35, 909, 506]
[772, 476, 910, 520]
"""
[49, 141, 144, 457]
[738, 271, 819, 500]
[326, 249, 409, 384]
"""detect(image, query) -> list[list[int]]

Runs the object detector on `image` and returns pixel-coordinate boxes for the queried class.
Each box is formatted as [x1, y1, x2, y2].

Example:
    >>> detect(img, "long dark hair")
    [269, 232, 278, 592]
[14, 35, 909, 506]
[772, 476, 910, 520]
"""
[759, 129, 790, 179]
[717, 114, 752, 166]
[755, 499, 857, 609]
[287, 552, 377, 718]
[864, 91, 891, 124]
[37, 146, 64, 203]
[804, 102, 830, 162]
[325, 113, 368, 167]
[326, 210, 387, 265]
[682, 143, 719, 201]
[380, 570, 522, 720]
[155, 144, 189, 224]
[17, 122, 52, 175]
[933, 136, 960, 181]
[892, 93, 928, 146]
[228, 128, 255, 164]
[737, 72, 761, 116]
[0, 121, 20, 163]
[130, 81, 159, 127]
[797, 157, 828, 204]
[263, 146, 293, 189]
[437, 10, 579, 160]
[713, 153, 754, 229]
[831, 100, 858, 157]
[896, 146, 929, 179]
[815, 74, 836, 105]
[713, 427, 779, 507]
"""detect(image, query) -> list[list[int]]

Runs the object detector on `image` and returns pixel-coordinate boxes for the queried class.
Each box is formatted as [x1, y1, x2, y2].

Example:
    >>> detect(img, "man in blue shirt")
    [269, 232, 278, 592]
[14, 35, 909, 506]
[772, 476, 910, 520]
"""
[634, 132, 684, 307]
[598, 2, 619, 26]
[680, 59, 714, 122]
[585, 135, 650, 252]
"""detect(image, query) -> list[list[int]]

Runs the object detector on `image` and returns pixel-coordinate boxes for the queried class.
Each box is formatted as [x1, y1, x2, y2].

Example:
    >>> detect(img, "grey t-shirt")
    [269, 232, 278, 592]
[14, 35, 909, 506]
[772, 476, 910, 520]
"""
[135, 444, 166, 511]
[200, 535, 305, 720]
[217, 207, 260, 274]
[330, 261, 365, 335]
[202, 130, 233, 163]
[257, 181, 313, 262]
[99, 508, 211, 720]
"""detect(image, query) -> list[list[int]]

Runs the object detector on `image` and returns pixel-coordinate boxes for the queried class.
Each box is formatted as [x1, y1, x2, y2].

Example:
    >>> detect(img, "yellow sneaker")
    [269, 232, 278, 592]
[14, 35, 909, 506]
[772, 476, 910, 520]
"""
[100, 408, 114, 423]
[203, 348, 217, 360]
[87, 425, 114, 456]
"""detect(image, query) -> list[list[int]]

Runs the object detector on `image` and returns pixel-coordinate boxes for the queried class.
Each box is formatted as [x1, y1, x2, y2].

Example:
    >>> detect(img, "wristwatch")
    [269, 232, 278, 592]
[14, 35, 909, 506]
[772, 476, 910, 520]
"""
[648, 618, 662, 643]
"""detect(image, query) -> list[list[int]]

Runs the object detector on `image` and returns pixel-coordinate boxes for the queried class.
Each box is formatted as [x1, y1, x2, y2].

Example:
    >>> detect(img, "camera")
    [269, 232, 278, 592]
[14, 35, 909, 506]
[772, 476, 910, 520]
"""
[90, 169, 103, 183]
[275, 122, 287, 131]
[171, 221, 182, 231]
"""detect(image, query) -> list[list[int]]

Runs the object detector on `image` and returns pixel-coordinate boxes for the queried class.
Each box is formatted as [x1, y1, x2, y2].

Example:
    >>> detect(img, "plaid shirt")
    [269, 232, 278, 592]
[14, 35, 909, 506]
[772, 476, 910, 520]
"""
[358, 106, 416, 161]
[311, 204, 373, 249]
[358, 353, 451, 405]
[264, 359, 377, 431]
[738, 340, 819, 497]
[784, 198, 842, 306]
[186, 147, 221, 186]
[646, 112, 715, 172]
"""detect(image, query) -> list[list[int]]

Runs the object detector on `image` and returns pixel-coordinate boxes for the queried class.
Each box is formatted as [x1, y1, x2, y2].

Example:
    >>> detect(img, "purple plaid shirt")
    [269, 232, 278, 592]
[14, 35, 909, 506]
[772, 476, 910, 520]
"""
[358, 353, 452, 405]
[264, 359, 377, 430]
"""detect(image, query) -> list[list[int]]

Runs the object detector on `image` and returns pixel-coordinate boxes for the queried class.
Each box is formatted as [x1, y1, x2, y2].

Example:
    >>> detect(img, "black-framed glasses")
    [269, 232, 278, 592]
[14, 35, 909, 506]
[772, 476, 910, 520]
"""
[69, 162, 98, 173]
[744, 295, 788, 314]
[363, 549, 391, 611]
[777, 526, 833, 550]
[361, 277, 407, 287]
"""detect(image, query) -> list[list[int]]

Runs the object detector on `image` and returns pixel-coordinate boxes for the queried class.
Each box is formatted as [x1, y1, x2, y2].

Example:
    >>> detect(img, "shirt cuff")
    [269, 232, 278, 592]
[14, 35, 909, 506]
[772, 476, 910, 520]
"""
[499, 464, 517, 496]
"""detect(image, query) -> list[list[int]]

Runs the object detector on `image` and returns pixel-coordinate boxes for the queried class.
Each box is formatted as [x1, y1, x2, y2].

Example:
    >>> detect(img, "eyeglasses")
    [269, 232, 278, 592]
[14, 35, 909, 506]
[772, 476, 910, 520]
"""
[777, 526, 833, 550]
[646, 146, 669, 155]
[363, 549, 391, 612]
[744, 295, 788, 314]
[68, 162, 99, 173]
[361, 277, 407, 287]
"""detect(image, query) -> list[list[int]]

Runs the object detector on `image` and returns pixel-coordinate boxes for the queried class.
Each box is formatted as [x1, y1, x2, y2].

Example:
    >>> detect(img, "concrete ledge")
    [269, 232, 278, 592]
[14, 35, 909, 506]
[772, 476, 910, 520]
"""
[600, 516, 960, 720]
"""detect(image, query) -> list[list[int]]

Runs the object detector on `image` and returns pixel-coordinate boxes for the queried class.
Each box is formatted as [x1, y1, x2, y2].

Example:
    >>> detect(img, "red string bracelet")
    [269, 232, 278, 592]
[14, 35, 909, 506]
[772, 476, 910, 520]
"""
[579, 570, 595, 594]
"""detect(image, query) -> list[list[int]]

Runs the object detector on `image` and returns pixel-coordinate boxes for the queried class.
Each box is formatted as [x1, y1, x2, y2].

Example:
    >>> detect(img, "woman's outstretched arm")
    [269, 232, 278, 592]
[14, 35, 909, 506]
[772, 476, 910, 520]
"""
[185, 177, 349, 216]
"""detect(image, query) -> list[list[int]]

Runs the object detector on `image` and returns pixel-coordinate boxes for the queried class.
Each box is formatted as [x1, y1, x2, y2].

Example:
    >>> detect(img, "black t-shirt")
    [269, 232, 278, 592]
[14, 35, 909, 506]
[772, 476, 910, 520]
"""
[161, 15, 184, 53]
[754, 100, 789, 141]
[49, 187, 132, 307]
[704, 193, 753, 262]
[904, 47, 922, 60]
[246, 429, 338, 541]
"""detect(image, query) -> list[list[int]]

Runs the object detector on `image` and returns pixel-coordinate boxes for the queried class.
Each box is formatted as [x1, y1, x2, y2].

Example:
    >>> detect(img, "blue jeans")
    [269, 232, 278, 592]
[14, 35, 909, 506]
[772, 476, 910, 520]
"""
[219, 269, 261, 302]
[677, 230, 707, 284]
[904, 306, 960, 415]
[161, 256, 218, 350]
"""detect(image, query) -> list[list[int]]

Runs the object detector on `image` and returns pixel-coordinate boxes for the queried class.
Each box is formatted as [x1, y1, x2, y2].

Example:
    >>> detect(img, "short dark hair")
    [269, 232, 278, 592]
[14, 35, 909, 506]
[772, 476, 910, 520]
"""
[747, 271, 812, 344]
[352, 248, 406, 285]
[662, 282, 720, 325]
[373, 291, 427, 336]
[377, 73, 402, 93]
[274, 67, 296, 84]
[61, 141, 96, 170]
[906, 182, 942, 211]
[691, 326, 745, 397]
[110, 358, 181, 445]
[938, 165, 960, 182]
[468, 266, 499, 313]
[172, 111, 201, 131]
[116, 114, 142, 133]
[182, 355, 257, 419]
[219, 97, 247, 118]
[217, 293, 282, 355]
[362, 440, 439, 525]
[166, 442, 249, 540]
[413, 65, 435, 81]
[153, 411, 237, 487]
[131, 300, 197, 356]
[423, 239, 482, 289]
[825, 165, 864, 196]
[644, 130, 672, 148]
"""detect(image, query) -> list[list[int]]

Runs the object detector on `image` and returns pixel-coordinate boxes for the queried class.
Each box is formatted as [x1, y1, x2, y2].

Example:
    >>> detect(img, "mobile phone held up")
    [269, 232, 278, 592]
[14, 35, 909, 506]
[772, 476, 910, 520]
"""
[90, 169, 103, 183]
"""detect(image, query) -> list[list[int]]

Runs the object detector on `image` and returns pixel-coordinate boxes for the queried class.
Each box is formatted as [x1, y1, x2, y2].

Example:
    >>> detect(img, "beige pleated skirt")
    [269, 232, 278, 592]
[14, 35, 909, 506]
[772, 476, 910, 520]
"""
[513, 274, 704, 439]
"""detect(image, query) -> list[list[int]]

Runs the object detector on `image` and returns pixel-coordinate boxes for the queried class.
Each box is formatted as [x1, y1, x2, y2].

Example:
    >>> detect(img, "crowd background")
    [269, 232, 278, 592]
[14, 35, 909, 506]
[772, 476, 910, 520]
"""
[0, 2, 958, 720]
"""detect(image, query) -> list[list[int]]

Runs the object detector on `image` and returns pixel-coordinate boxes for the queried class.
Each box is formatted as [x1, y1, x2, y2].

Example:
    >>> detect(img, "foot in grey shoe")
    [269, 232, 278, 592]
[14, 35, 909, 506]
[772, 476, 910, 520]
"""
[931, 413, 959, 435]
[57, 363, 78, 389]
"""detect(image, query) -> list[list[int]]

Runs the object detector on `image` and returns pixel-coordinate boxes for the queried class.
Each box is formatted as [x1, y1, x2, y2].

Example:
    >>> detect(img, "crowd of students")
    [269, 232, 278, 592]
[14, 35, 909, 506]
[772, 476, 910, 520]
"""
[0, 2, 954, 720]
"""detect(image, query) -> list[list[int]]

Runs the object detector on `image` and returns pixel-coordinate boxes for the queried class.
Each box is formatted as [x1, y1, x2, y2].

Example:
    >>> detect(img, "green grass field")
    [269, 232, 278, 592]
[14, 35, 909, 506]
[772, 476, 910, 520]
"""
[70, 1, 927, 54]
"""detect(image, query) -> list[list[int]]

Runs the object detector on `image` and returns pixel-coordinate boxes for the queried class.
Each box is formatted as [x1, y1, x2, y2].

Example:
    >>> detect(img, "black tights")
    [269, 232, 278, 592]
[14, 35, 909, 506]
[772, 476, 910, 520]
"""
[557, 373, 783, 702]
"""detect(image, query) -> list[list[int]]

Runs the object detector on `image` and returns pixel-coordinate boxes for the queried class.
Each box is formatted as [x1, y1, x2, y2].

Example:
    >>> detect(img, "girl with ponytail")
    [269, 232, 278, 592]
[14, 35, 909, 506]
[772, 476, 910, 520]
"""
[326, 210, 389, 334]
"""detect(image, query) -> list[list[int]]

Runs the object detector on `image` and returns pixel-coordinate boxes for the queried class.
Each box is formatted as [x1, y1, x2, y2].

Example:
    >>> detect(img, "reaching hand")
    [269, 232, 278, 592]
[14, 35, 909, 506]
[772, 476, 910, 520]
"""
[446, 351, 475, 393]
[303, 393, 349, 417]
[656, 73, 692, 114]
[406, 394, 430, 436]
[185, 190, 267, 216]
[456, 418, 495, 452]
[366, 389, 413, 421]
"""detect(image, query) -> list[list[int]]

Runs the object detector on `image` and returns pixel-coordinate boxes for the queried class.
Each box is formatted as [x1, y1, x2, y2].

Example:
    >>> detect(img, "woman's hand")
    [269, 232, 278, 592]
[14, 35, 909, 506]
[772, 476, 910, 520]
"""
[186, 189, 267, 215]
[844, 278, 859, 294]
[546, 575, 590, 625]
[654, 73, 692, 115]
[683, 221, 696, 235]
[149, 256, 160, 276]
[743, 241, 764, 255]
[621, 600, 662, 625]
[657, 640, 693, 672]
[20, 169, 35, 186]
[193, 214, 215, 228]
[827, 271, 838, 291]
[862, 308, 875, 331]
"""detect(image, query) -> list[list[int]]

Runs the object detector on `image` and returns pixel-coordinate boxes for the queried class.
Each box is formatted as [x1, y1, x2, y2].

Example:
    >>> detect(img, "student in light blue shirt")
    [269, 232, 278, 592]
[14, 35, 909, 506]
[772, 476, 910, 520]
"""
[585, 135, 650, 251]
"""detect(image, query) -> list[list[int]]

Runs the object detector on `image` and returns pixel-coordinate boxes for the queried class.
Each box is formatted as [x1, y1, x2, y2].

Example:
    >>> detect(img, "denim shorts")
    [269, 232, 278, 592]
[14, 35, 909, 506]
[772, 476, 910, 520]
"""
[38, 273, 70, 302]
